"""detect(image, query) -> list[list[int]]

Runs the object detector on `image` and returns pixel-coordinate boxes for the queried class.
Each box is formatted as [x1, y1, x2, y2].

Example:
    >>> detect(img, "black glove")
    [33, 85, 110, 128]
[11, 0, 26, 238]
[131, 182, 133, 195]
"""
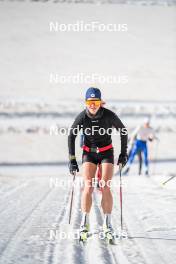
[69, 158, 79, 175]
[117, 153, 128, 167]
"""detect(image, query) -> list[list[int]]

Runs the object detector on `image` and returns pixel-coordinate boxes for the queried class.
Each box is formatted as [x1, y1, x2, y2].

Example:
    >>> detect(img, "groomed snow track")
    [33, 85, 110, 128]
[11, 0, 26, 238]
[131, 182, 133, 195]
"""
[0, 171, 175, 264]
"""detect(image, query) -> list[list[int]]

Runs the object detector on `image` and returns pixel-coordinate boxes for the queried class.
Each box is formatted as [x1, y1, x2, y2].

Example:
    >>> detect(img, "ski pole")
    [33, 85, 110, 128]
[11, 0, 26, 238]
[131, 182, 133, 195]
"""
[68, 171, 76, 224]
[119, 163, 123, 232]
[118, 163, 128, 239]
[162, 175, 176, 186]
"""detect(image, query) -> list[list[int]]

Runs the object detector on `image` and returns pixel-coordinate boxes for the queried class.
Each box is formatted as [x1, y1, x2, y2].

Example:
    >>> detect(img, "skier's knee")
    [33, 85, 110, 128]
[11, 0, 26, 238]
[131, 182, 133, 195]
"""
[101, 184, 111, 193]
[83, 183, 94, 195]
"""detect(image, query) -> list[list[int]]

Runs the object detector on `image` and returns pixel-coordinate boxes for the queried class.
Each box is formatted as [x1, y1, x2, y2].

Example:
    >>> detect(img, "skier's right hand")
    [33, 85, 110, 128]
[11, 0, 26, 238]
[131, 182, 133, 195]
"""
[69, 157, 79, 175]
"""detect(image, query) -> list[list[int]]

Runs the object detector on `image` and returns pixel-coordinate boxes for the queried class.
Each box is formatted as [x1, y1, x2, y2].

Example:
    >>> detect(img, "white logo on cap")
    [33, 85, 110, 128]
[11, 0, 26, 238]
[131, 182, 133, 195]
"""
[91, 93, 95, 97]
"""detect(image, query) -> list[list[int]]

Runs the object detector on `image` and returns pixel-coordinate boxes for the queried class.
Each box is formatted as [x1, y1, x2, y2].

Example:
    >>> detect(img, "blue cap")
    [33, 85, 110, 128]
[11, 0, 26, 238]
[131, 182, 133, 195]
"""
[85, 87, 101, 100]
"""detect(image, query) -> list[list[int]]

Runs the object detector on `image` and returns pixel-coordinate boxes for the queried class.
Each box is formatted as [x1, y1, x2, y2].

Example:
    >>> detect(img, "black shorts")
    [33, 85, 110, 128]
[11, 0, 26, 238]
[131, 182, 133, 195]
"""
[82, 148, 114, 165]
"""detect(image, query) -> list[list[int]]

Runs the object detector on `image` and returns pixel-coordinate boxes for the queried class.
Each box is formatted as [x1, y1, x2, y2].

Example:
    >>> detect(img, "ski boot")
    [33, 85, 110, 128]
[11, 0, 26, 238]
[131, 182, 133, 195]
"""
[145, 169, 149, 176]
[102, 224, 115, 245]
[79, 224, 89, 244]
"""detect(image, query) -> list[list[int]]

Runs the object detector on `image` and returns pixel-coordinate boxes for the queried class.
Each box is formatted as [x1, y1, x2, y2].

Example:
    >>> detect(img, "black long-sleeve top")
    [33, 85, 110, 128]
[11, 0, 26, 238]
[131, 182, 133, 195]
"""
[68, 107, 128, 156]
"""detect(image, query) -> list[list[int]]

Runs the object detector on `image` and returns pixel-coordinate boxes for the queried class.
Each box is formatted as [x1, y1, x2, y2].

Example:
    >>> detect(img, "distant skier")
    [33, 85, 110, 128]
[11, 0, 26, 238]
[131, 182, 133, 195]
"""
[123, 118, 156, 176]
[128, 135, 142, 175]
[68, 87, 128, 243]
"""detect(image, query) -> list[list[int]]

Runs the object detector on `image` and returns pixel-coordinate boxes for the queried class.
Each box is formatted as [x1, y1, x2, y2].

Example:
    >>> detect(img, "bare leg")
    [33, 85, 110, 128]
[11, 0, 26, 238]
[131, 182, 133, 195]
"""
[81, 162, 97, 213]
[101, 163, 114, 214]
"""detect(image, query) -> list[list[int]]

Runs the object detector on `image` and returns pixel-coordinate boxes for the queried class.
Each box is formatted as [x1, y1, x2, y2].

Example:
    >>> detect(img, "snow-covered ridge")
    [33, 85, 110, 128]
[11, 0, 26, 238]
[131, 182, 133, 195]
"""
[0, 99, 175, 135]
[0, 99, 175, 118]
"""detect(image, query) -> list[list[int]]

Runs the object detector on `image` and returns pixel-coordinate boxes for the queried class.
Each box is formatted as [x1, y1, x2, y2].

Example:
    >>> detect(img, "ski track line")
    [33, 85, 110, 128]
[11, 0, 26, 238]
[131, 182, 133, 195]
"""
[0, 182, 28, 199]
[94, 192, 133, 264]
[0, 179, 34, 214]
[1, 173, 175, 264]
[0, 180, 71, 264]
[25, 186, 70, 264]
[92, 192, 119, 264]
[124, 200, 169, 264]
[51, 179, 116, 264]
[121, 176, 175, 264]
[73, 189, 116, 264]
[0, 177, 27, 196]
[98, 186, 150, 264]
[0, 179, 49, 245]
[111, 180, 148, 264]
[43, 188, 72, 264]
[110, 203, 147, 263]
[83, 185, 122, 264]
[0, 184, 55, 261]
[65, 183, 86, 264]
[58, 180, 148, 264]
[50, 180, 87, 264]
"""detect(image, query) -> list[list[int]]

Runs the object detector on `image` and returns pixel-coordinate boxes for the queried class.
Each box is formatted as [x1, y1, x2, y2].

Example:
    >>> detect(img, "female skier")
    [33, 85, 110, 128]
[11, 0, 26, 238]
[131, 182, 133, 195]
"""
[68, 87, 128, 242]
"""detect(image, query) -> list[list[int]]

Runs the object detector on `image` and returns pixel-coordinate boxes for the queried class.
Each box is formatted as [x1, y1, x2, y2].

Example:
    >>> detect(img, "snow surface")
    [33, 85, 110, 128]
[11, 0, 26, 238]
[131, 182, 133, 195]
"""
[0, 1, 176, 264]
[0, 1, 176, 101]
[0, 168, 176, 264]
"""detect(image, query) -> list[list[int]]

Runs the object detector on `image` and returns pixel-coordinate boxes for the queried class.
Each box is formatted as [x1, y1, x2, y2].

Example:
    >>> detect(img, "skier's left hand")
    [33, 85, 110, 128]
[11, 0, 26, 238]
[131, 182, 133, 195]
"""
[117, 153, 128, 167]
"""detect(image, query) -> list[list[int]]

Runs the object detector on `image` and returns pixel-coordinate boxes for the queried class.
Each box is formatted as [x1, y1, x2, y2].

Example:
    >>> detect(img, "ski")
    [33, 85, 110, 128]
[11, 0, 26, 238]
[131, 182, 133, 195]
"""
[103, 231, 116, 245]
[99, 226, 117, 245]
[79, 233, 88, 245]
[78, 230, 94, 245]
[77, 227, 122, 245]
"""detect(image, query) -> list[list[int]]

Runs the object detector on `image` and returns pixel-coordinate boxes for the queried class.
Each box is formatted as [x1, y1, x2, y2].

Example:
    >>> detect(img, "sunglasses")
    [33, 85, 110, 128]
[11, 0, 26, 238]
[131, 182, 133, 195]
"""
[85, 100, 102, 107]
